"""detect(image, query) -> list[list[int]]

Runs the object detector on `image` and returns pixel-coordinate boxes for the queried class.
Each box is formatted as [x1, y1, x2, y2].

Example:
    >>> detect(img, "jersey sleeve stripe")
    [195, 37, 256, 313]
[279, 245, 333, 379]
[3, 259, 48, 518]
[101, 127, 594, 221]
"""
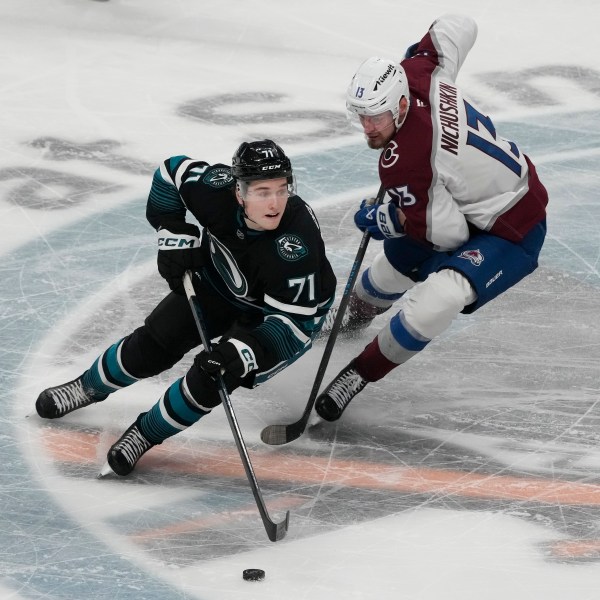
[148, 174, 186, 213]
[264, 314, 311, 345]
[159, 161, 175, 185]
[253, 314, 310, 362]
[174, 158, 197, 189]
[264, 293, 317, 316]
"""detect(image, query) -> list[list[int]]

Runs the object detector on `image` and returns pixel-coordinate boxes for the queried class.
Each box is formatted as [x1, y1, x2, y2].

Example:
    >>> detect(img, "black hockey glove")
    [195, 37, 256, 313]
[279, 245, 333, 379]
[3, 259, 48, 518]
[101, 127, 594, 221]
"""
[157, 220, 204, 294]
[195, 339, 260, 380]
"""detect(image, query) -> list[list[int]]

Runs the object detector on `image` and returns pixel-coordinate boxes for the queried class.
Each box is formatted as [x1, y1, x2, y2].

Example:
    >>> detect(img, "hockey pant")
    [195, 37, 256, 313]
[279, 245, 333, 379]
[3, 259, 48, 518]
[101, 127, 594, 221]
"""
[354, 221, 546, 381]
[79, 281, 275, 445]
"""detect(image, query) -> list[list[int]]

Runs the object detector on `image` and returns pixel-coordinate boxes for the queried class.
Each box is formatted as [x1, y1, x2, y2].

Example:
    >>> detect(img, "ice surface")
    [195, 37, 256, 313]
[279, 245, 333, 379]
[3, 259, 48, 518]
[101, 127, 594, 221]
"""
[1, 1, 599, 598]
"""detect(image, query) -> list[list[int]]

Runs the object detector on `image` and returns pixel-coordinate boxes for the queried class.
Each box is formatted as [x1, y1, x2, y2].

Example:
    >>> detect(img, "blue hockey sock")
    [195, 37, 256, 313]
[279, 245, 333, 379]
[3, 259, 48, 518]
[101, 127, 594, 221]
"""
[140, 377, 211, 444]
[81, 338, 140, 397]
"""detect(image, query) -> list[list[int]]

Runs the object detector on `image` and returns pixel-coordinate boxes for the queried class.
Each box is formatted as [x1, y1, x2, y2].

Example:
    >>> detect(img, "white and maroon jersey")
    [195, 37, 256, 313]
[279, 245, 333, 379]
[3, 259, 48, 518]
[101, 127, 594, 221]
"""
[380, 14, 548, 251]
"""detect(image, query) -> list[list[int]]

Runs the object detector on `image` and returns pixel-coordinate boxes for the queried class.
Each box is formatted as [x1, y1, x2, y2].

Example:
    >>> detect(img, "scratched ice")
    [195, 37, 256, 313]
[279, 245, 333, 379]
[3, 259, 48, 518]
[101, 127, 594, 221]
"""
[1, 1, 599, 599]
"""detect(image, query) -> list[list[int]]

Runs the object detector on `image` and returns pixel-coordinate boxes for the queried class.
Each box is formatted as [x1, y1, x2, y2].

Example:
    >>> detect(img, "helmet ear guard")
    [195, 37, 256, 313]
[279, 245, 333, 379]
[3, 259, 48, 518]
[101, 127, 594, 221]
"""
[345, 57, 410, 129]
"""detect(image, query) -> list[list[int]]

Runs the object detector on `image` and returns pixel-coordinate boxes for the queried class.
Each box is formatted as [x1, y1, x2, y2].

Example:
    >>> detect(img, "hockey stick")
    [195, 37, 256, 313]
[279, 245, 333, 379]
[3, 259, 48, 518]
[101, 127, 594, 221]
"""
[183, 271, 289, 542]
[260, 184, 386, 446]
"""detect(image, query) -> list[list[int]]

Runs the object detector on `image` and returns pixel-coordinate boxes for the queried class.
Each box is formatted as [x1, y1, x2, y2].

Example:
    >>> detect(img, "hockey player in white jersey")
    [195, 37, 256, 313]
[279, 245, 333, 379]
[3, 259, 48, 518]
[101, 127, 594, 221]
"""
[316, 14, 549, 422]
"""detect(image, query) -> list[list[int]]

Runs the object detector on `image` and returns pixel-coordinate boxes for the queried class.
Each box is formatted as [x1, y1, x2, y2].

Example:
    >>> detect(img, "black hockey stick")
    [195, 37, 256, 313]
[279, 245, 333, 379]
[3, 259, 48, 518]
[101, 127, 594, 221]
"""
[183, 271, 289, 542]
[260, 184, 386, 446]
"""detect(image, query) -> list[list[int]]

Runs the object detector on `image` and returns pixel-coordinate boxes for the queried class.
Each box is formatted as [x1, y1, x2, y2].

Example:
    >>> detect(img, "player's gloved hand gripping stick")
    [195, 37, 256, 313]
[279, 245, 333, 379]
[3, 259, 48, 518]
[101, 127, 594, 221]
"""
[260, 184, 386, 446]
[183, 271, 289, 542]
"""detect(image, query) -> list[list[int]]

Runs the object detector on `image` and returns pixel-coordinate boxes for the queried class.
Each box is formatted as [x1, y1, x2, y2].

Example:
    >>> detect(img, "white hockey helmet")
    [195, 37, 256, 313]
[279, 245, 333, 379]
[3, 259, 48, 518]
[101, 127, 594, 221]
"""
[346, 57, 410, 129]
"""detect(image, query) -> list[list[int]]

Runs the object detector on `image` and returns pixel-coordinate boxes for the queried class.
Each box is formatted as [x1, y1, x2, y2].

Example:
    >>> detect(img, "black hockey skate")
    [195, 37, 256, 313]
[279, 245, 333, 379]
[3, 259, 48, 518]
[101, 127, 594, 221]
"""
[315, 361, 368, 421]
[107, 417, 154, 476]
[320, 292, 389, 338]
[36, 377, 107, 419]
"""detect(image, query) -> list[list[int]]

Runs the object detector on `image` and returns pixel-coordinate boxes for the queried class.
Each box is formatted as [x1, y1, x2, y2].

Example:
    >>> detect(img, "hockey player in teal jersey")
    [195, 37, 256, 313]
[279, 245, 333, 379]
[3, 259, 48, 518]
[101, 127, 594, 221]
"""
[36, 139, 336, 475]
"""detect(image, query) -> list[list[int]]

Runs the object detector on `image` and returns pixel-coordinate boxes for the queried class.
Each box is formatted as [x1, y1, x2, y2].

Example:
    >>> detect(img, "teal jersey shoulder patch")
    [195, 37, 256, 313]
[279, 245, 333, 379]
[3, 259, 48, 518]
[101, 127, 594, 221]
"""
[203, 166, 234, 188]
[275, 234, 308, 261]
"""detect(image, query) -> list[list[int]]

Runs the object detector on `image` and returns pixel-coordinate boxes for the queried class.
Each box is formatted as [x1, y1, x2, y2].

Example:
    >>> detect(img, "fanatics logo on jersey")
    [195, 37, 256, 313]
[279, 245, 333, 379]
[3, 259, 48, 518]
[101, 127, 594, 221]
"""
[276, 234, 307, 261]
[203, 167, 234, 188]
[459, 249, 484, 266]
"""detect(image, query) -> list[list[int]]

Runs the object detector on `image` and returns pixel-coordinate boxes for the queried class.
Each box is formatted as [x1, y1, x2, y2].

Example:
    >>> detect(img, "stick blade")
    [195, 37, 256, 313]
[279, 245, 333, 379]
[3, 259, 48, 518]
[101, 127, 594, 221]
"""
[260, 421, 305, 446]
[260, 424, 290, 445]
[266, 510, 290, 542]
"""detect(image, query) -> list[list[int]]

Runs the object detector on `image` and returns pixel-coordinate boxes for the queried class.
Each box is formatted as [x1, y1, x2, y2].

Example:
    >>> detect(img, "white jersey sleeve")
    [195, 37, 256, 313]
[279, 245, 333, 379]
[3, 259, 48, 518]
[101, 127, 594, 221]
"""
[428, 14, 478, 82]
[381, 14, 547, 249]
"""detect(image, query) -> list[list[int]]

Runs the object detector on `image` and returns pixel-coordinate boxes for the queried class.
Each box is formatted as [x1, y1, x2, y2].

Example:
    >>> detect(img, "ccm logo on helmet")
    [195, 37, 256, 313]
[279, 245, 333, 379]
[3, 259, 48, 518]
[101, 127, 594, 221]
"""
[261, 163, 282, 171]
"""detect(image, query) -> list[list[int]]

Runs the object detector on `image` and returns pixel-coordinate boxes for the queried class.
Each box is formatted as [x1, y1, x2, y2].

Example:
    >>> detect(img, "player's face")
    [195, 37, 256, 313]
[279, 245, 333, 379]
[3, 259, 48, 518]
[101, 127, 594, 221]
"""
[238, 178, 289, 231]
[359, 111, 397, 149]
[357, 97, 409, 149]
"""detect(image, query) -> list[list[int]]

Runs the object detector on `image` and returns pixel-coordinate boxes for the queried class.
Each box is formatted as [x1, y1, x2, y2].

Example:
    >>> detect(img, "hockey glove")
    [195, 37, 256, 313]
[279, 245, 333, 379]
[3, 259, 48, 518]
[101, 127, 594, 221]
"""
[195, 339, 260, 380]
[157, 220, 204, 294]
[354, 200, 404, 240]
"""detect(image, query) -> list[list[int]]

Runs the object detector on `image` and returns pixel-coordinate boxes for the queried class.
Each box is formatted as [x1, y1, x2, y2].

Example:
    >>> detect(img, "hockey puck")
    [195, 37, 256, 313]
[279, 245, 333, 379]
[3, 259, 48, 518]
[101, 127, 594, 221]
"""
[242, 568, 265, 581]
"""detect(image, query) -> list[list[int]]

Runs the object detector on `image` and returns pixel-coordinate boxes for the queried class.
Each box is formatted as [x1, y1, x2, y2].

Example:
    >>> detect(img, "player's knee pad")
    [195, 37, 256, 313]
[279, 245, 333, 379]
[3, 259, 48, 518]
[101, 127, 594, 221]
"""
[121, 326, 183, 379]
[356, 252, 414, 307]
[402, 269, 477, 340]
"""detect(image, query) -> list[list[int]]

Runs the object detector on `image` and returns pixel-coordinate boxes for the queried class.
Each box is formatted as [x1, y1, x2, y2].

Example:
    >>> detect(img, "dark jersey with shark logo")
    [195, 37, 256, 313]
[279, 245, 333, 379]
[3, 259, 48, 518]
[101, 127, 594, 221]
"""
[146, 155, 336, 379]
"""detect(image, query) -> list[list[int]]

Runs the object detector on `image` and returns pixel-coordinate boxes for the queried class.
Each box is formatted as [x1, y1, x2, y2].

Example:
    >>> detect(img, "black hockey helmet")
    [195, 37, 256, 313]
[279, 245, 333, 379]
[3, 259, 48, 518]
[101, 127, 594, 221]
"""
[231, 139, 293, 183]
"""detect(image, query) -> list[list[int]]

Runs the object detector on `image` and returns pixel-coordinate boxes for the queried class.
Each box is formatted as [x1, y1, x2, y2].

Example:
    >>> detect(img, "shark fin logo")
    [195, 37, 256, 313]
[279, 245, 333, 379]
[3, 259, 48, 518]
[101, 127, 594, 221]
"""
[276, 234, 307, 261]
[209, 234, 248, 296]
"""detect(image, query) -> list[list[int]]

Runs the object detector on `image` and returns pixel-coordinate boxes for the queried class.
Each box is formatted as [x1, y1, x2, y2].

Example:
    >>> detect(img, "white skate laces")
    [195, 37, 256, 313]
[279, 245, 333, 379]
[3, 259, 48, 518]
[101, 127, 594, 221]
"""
[112, 426, 152, 469]
[321, 306, 350, 333]
[36, 377, 106, 419]
[315, 363, 368, 421]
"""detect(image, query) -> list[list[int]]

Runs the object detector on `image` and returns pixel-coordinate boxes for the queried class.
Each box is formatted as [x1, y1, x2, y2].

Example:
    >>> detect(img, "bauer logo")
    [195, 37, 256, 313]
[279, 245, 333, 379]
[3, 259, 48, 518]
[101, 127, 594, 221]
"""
[459, 249, 484, 266]
[486, 270, 503, 288]
[276, 234, 307, 261]
[203, 167, 234, 188]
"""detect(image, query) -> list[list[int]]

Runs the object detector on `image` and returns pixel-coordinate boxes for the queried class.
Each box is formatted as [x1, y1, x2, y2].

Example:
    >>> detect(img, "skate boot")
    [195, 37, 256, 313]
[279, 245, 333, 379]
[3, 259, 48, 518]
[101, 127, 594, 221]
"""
[315, 361, 368, 421]
[36, 376, 108, 419]
[320, 292, 389, 337]
[107, 416, 154, 476]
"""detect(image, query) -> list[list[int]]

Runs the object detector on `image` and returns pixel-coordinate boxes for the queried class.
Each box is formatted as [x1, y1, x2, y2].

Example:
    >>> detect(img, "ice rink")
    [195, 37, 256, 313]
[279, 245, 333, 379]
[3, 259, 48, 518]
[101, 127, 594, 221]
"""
[1, 1, 600, 598]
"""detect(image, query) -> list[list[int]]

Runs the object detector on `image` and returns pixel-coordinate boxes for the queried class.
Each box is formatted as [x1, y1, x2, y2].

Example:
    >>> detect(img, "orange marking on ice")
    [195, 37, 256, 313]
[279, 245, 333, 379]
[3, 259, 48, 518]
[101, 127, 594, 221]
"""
[549, 539, 600, 558]
[41, 428, 101, 461]
[41, 428, 600, 506]
[129, 495, 303, 544]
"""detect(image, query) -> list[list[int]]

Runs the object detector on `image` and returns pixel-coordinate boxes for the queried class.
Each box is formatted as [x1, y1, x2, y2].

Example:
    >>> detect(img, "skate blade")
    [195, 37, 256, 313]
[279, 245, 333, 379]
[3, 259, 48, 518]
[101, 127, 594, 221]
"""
[97, 461, 114, 479]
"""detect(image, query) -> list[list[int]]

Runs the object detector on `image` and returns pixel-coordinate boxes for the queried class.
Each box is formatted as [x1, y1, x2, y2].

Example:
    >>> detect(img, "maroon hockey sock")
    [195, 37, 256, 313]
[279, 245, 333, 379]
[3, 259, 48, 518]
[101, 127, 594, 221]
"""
[353, 337, 400, 382]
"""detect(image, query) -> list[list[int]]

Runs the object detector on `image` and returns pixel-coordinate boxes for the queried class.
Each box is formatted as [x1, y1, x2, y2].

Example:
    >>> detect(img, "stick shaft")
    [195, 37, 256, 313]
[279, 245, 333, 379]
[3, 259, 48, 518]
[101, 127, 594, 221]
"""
[183, 271, 289, 541]
[260, 184, 386, 445]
